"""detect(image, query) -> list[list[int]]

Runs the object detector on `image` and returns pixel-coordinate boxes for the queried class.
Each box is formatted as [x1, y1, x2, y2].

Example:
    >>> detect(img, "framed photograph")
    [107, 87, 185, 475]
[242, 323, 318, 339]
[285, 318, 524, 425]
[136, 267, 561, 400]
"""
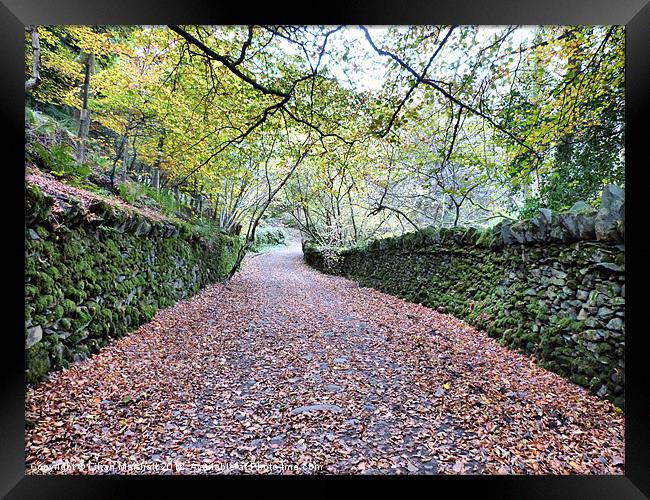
[4, 1, 648, 497]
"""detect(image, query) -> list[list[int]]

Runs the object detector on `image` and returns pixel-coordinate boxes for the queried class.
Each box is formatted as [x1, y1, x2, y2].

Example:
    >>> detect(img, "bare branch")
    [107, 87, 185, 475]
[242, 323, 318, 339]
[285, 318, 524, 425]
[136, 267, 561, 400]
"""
[360, 25, 541, 161]
[232, 25, 254, 66]
[168, 25, 289, 98]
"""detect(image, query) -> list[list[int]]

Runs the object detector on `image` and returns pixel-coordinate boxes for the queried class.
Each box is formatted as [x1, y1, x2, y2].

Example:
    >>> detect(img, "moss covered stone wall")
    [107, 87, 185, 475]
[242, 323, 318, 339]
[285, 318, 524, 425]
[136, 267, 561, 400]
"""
[304, 186, 625, 407]
[25, 184, 244, 385]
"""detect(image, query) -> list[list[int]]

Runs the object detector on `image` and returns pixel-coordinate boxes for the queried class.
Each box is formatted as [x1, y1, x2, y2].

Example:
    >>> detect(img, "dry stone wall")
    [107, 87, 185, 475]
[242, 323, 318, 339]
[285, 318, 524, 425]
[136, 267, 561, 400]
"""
[25, 183, 244, 385]
[304, 186, 625, 407]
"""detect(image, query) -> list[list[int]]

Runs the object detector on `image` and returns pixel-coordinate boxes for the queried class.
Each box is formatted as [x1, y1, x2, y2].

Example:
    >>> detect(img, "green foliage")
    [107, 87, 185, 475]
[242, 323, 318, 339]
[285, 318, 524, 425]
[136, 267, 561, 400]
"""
[118, 181, 182, 219]
[500, 26, 625, 217]
[25, 106, 59, 135]
[518, 196, 547, 220]
[32, 142, 91, 180]
[188, 217, 229, 240]
[251, 227, 287, 251]
[117, 182, 137, 204]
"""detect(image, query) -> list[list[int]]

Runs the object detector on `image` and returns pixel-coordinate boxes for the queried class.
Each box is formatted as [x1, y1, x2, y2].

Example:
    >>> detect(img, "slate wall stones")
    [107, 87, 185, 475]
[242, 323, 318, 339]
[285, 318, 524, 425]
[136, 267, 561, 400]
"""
[304, 185, 625, 407]
[25, 184, 244, 385]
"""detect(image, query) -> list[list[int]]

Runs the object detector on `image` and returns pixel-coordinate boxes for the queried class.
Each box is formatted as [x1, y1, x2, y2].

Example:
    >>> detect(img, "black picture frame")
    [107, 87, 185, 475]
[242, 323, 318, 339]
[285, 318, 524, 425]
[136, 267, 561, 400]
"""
[3, 1, 648, 497]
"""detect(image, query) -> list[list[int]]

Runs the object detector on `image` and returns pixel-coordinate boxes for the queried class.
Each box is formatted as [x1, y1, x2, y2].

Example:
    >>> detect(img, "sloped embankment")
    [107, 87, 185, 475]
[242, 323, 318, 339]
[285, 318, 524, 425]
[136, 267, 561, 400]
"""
[25, 175, 244, 384]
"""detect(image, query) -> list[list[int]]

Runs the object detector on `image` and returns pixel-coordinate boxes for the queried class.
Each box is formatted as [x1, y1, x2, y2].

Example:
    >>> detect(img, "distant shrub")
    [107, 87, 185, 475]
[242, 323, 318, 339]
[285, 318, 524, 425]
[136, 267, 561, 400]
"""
[251, 227, 287, 251]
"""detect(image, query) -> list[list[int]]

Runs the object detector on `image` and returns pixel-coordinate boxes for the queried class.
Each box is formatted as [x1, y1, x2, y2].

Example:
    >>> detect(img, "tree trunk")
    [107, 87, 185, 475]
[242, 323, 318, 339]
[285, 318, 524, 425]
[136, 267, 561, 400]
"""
[77, 53, 94, 164]
[453, 202, 461, 227]
[110, 99, 136, 191]
[151, 129, 165, 190]
[110, 134, 129, 191]
[347, 189, 358, 241]
[151, 168, 160, 190]
[25, 27, 41, 92]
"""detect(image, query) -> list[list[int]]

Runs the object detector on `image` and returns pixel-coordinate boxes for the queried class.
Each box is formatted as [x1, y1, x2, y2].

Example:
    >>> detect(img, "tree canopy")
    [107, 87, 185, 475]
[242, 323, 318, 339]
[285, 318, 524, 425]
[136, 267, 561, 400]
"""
[25, 25, 625, 247]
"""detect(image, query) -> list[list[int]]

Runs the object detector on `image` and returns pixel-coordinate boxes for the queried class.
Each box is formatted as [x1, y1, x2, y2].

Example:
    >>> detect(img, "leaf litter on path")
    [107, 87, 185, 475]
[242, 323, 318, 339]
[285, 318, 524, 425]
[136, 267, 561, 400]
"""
[25, 243, 624, 475]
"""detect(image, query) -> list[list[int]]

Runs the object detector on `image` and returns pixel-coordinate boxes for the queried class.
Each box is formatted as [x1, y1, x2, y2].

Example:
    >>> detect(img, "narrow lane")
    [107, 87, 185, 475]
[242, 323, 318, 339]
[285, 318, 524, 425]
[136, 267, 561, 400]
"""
[25, 242, 625, 474]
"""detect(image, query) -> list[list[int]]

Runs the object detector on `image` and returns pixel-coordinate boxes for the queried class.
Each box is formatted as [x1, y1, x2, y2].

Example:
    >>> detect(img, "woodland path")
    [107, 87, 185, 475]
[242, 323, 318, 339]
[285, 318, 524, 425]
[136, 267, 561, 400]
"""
[25, 242, 624, 475]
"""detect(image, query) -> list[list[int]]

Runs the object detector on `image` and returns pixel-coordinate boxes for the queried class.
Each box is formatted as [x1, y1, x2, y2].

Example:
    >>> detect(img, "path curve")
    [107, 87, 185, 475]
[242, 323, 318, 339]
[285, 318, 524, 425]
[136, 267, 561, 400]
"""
[26, 242, 624, 474]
